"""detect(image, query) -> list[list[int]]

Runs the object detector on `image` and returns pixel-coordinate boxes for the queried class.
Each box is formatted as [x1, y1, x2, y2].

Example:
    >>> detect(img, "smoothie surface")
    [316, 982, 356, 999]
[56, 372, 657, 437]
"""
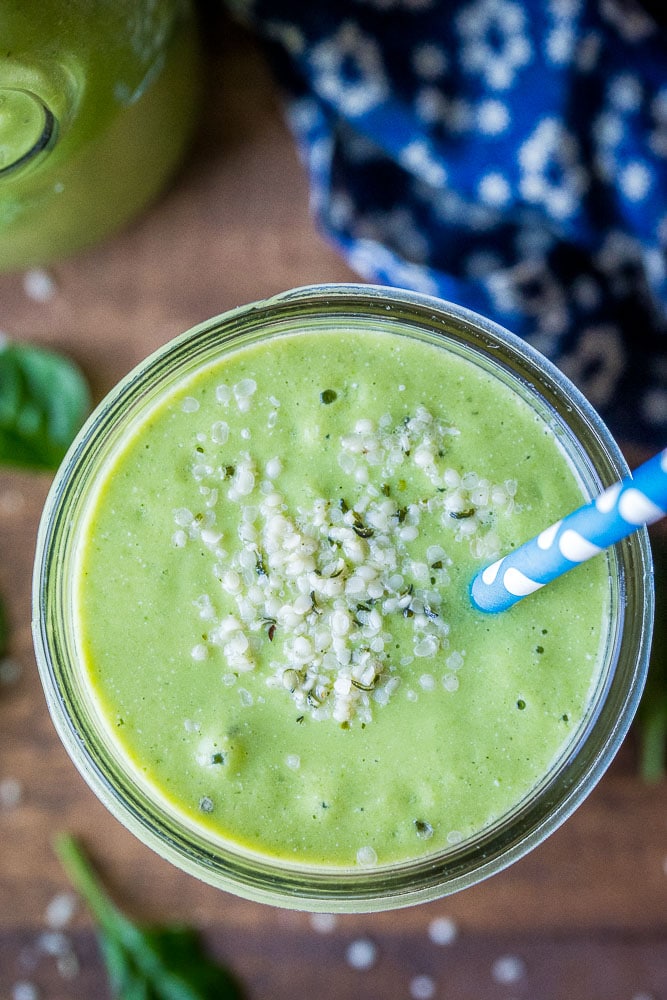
[75, 327, 610, 867]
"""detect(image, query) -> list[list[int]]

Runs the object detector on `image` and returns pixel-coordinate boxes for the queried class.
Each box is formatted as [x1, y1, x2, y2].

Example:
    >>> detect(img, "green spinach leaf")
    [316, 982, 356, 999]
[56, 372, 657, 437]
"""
[0, 340, 90, 470]
[55, 833, 244, 1000]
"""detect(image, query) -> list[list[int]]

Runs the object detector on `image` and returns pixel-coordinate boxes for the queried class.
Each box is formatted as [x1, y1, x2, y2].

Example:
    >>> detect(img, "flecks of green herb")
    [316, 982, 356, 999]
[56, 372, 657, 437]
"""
[351, 678, 375, 692]
[449, 508, 476, 520]
[0, 340, 90, 470]
[55, 833, 244, 1000]
[413, 819, 434, 840]
[320, 389, 337, 404]
[255, 552, 267, 577]
[352, 519, 374, 539]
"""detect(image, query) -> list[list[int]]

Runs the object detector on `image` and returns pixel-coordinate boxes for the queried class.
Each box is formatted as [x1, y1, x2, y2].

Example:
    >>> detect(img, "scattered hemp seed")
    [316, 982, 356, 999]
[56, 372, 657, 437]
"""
[356, 845, 378, 867]
[427, 916, 458, 946]
[491, 954, 526, 984]
[0, 657, 21, 686]
[23, 268, 57, 302]
[44, 892, 77, 929]
[12, 982, 39, 1000]
[233, 378, 257, 412]
[345, 938, 378, 970]
[0, 777, 22, 809]
[198, 796, 214, 813]
[309, 912, 338, 933]
[414, 819, 434, 840]
[0, 488, 25, 516]
[36, 930, 79, 978]
[409, 974, 436, 999]
[172, 405, 518, 725]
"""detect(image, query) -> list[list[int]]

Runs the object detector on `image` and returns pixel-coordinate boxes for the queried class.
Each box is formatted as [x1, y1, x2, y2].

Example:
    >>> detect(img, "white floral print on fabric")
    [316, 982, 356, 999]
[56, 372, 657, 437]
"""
[456, 0, 533, 91]
[309, 22, 389, 117]
[235, 0, 667, 444]
[518, 118, 589, 220]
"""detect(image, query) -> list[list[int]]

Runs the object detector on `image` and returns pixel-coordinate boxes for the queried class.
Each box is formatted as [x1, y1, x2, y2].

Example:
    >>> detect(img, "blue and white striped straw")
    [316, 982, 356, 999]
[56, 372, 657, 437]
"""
[471, 447, 667, 614]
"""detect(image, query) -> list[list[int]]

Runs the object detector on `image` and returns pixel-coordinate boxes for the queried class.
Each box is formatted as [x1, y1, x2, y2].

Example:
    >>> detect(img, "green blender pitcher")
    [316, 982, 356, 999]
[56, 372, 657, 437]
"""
[0, 0, 201, 272]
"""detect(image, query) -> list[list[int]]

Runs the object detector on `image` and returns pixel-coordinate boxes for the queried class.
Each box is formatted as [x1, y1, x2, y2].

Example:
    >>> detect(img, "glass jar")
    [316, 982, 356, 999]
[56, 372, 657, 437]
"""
[32, 284, 653, 912]
[0, 0, 200, 272]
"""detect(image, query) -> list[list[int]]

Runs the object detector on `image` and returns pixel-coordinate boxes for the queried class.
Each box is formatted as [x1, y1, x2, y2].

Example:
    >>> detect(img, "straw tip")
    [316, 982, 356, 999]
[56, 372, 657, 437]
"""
[470, 559, 502, 614]
[470, 559, 545, 614]
[470, 575, 510, 614]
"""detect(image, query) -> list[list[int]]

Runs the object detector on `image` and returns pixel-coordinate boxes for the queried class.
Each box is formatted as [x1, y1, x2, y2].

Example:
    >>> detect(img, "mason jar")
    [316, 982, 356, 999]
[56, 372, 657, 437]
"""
[0, 0, 200, 271]
[32, 284, 653, 911]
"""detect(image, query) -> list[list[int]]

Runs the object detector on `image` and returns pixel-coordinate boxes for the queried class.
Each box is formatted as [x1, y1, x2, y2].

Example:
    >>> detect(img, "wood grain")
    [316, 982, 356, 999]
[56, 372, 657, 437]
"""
[1, 11, 666, 1000]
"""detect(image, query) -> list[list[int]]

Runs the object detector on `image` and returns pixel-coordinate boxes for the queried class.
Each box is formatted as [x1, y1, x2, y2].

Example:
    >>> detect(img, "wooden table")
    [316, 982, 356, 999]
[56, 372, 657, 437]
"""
[1, 13, 666, 1000]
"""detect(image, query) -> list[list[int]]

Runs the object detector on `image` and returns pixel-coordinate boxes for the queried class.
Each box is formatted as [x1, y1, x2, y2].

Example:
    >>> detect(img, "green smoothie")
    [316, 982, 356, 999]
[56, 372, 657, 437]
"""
[74, 326, 609, 869]
[0, 0, 200, 271]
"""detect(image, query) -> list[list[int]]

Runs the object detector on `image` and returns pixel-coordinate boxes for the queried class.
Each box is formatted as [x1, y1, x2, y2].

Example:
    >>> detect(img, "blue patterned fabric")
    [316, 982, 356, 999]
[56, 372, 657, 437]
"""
[227, 0, 667, 445]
